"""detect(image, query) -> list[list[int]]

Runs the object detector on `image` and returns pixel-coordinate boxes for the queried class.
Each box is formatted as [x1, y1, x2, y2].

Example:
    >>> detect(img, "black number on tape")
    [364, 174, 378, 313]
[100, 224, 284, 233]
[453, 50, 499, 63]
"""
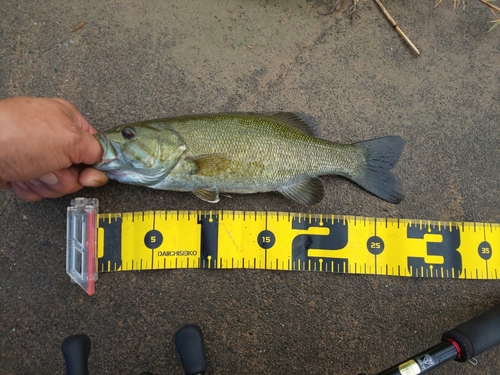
[258, 230, 276, 249]
[478, 241, 492, 261]
[198, 213, 218, 268]
[291, 217, 348, 271]
[144, 230, 163, 250]
[407, 224, 462, 277]
[367, 236, 385, 255]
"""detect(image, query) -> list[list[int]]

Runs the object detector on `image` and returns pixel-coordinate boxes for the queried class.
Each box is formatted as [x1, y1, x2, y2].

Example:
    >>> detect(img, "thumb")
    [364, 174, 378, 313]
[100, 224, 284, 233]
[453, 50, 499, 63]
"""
[72, 131, 104, 165]
[79, 167, 109, 188]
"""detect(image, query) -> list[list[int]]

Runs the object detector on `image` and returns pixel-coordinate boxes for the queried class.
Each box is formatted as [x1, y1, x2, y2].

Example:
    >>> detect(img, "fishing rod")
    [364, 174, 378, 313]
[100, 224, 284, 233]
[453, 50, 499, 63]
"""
[362, 304, 500, 375]
[61, 305, 500, 374]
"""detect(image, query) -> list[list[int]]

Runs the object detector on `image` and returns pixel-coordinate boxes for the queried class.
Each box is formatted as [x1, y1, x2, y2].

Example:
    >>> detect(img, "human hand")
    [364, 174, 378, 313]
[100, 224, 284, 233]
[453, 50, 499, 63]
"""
[0, 96, 108, 201]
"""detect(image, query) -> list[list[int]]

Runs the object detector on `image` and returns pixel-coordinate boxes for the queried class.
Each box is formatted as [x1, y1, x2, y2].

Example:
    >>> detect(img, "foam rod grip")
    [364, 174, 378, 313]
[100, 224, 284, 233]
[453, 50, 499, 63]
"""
[61, 334, 91, 375]
[175, 325, 207, 375]
[442, 304, 500, 361]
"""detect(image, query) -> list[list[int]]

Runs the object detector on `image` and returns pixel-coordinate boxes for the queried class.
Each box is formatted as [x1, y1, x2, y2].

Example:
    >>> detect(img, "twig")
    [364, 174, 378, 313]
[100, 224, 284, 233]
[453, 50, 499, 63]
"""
[350, 0, 360, 15]
[374, 0, 420, 56]
[70, 21, 87, 32]
[477, 0, 500, 13]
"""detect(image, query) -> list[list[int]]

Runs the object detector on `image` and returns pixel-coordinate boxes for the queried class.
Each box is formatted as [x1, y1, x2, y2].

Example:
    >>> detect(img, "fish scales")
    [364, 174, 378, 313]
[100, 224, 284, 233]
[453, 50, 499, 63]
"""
[168, 114, 362, 187]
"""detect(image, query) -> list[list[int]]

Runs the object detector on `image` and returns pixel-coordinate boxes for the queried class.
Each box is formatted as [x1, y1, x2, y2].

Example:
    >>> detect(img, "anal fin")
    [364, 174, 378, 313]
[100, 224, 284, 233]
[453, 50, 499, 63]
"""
[278, 177, 325, 205]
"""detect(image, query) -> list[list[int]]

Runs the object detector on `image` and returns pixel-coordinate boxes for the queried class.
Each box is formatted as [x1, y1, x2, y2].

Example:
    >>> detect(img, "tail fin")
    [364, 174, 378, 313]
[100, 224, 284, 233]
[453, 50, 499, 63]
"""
[352, 136, 405, 203]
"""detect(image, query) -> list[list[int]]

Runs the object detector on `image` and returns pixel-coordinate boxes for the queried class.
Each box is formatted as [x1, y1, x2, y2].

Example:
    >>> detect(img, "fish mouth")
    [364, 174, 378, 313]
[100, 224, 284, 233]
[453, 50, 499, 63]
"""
[93, 134, 123, 170]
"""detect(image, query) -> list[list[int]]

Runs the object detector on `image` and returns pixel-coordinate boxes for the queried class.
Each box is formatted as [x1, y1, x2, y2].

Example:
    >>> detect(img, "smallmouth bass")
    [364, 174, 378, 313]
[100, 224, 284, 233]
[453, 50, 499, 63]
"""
[93, 112, 404, 205]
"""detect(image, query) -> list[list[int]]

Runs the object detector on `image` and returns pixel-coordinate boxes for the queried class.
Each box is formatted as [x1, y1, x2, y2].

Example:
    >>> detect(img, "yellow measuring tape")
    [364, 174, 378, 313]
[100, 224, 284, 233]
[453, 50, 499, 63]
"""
[96, 210, 498, 279]
[66, 198, 499, 295]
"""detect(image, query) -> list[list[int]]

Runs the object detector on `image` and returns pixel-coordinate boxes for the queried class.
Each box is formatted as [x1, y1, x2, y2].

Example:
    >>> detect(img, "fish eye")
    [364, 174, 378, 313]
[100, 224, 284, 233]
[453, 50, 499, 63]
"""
[122, 127, 136, 140]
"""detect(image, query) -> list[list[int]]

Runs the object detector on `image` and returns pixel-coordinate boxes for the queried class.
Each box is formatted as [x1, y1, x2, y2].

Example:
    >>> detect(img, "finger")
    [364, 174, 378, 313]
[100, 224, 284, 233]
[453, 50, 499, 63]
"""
[78, 116, 98, 135]
[52, 97, 97, 134]
[11, 182, 44, 202]
[79, 168, 108, 187]
[53, 99, 102, 164]
[26, 172, 60, 190]
[22, 169, 84, 199]
[39, 172, 59, 185]
[69, 131, 104, 166]
[0, 180, 9, 189]
[23, 180, 68, 199]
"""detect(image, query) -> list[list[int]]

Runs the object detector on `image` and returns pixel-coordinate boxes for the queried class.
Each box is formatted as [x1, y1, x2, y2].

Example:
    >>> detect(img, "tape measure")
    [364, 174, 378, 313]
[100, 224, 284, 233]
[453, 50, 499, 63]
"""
[66, 198, 499, 295]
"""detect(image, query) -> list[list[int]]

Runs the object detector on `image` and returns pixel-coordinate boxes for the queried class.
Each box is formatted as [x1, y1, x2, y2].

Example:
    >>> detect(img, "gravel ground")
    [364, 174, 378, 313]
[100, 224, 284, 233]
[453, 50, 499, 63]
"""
[1, 1, 500, 374]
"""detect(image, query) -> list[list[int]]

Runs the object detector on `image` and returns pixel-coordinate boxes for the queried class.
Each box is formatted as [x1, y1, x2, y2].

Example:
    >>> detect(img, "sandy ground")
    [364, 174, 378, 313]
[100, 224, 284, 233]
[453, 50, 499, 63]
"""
[1, 0, 500, 374]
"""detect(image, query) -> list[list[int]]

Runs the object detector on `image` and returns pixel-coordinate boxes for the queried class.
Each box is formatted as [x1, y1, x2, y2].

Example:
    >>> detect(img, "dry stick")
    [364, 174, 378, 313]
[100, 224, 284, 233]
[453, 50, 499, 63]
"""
[374, 0, 420, 56]
[477, 0, 500, 13]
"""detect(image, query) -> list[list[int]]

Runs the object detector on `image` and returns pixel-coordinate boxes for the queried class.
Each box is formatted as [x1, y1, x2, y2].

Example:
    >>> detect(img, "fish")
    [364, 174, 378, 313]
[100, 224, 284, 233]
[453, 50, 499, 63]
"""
[93, 112, 404, 205]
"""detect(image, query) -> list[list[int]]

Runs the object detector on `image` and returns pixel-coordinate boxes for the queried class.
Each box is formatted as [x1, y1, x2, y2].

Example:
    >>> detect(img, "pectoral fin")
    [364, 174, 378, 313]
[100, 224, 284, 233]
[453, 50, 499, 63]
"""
[188, 154, 232, 176]
[278, 177, 325, 205]
[193, 187, 220, 203]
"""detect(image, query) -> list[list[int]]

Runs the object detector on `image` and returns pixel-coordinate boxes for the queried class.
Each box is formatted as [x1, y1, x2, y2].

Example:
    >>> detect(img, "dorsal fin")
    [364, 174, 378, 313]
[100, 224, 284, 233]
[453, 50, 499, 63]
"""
[261, 112, 317, 136]
[141, 112, 318, 136]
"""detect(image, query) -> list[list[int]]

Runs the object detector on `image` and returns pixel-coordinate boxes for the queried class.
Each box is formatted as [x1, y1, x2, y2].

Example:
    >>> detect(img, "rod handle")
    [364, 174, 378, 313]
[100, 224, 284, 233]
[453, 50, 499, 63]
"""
[61, 334, 91, 375]
[175, 324, 207, 375]
[442, 304, 500, 361]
